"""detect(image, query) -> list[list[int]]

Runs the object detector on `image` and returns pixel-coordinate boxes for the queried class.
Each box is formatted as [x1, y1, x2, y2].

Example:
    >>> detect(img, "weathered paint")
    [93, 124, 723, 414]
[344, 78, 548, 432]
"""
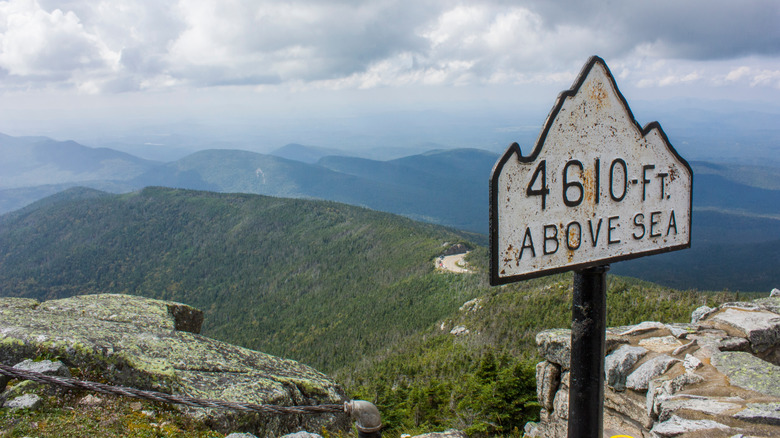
[490, 56, 692, 285]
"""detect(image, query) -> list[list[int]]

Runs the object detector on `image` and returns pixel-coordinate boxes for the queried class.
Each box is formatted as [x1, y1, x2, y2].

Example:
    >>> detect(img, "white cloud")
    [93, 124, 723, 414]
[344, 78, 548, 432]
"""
[0, 0, 117, 79]
[724, 65, 780, 88]
[750, 69, 780, 88]
[726, 66, 752, 82]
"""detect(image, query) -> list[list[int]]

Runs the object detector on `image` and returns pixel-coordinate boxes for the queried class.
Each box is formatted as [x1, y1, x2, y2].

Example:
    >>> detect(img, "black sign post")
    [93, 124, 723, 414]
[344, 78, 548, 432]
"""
[489, 56, 692, 438]
[568, 265, 608, 438]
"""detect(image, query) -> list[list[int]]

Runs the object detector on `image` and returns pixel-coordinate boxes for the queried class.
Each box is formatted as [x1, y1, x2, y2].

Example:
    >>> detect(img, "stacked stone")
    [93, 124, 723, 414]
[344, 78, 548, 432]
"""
[527, 294, 780, 438]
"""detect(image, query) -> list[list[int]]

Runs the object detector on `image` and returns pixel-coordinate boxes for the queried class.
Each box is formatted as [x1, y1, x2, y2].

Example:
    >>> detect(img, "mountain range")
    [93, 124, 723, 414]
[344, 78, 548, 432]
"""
[1, 133, 778, 291]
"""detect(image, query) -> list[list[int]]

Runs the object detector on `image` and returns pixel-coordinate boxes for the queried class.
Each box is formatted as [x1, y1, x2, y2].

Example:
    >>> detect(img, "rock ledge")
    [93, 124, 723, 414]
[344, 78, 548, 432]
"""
[529, 295, 780, 437]
[0, 294, 347, 436]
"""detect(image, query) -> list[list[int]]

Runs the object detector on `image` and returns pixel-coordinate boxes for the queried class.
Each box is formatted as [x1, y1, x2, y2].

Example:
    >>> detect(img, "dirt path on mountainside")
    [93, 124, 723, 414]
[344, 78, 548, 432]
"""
[435, 252, 472, 273]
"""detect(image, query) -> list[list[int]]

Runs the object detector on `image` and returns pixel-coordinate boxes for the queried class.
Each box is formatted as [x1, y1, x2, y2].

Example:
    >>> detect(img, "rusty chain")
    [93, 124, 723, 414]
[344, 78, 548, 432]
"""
[0, 363, 343, 416]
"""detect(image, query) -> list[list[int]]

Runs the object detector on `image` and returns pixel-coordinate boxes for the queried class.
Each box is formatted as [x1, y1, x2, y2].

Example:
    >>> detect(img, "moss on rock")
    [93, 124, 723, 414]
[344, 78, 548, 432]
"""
[0, 294, 348, 435]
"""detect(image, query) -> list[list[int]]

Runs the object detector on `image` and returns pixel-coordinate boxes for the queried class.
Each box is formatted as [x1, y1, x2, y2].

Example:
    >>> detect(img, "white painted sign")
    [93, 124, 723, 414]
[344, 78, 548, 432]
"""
[490, 57, 692, 285]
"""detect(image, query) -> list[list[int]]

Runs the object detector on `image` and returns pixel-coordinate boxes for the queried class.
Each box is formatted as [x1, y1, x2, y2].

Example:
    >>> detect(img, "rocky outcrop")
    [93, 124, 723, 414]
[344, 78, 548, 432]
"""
[527, 295, 780, 437]
[442, 243, 469, 256]
[0, 294, 348, 436]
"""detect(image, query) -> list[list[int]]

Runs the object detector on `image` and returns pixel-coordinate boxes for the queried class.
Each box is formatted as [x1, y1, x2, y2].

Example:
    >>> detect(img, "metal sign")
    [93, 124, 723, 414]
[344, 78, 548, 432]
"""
[490, 56, 692, 285]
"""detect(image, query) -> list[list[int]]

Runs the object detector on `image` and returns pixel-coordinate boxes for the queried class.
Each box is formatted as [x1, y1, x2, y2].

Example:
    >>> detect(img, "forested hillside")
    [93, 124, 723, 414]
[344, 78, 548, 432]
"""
[340, 248, 752, 436]
[0, 187, 484, 373]
[0, 187, 755, 436]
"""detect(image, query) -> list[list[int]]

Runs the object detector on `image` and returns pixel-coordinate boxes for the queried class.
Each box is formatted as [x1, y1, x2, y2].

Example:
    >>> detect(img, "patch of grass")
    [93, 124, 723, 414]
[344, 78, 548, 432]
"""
[0, 390, 222, 438]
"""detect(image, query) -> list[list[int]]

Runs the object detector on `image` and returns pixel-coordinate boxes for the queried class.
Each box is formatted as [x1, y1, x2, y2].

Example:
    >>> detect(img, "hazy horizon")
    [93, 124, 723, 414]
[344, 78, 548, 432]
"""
[0, 1, 778, 164]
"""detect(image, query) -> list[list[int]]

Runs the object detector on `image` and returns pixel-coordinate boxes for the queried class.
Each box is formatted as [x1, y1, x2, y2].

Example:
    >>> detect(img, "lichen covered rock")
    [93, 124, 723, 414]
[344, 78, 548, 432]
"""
[0, 294, 347, 436]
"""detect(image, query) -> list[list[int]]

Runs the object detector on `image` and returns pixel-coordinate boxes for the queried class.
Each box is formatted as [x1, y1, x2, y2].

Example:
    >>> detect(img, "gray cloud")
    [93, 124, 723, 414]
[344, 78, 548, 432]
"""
[524, 0, 780, 59]
[0, 0, 778, 93]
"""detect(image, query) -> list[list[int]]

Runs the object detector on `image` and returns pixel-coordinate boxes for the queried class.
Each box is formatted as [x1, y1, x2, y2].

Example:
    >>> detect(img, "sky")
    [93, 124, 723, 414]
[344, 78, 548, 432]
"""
[0, 0, 779, 155]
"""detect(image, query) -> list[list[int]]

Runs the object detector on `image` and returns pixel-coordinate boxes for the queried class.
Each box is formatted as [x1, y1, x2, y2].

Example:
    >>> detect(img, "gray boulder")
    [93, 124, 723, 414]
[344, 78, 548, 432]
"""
[646, 372, 704, 419]
[3, 393, 42, 410]
[626, 355, 679, 391]
[691, 305, 714, 324]
[719, 336, 750, 352]
[13, 359, 71, 378]
[535, 329, 572, 368]
[536, 328, 626, 369]
[0, 294, 347, 435]
[604, 344, 647, 391]
[705, 307, 780, 354]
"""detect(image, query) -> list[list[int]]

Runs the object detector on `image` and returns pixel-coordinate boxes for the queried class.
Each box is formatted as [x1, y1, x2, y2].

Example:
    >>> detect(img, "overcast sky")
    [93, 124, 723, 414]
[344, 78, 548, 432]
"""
[1, 0, 779, 148]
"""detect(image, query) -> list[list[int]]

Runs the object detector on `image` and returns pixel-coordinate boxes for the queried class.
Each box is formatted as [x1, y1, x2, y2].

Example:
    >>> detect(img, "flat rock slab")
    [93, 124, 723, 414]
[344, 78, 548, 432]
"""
[658, 396, 743, 422]
[35, 293, 205, 334]
[13, 359, 71, 378]
[0, 294, 347, 435]
[618, 321, 666, 336]
[734, 402, 780, 426]
[638, 335, 683, 354]
[711, 351, 780, 398]
[626, 355, 679, 391]
[705, 308, 780, 353]
[650, 415, 729, 437]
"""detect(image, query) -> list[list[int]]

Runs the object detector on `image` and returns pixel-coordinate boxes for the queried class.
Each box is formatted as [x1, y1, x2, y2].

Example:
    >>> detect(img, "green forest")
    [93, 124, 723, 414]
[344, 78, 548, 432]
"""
[0, 187, 754, 436]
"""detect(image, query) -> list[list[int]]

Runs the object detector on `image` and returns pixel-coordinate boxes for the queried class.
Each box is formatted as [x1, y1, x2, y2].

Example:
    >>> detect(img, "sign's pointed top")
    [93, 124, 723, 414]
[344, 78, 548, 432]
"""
[489, 56, 692, 285]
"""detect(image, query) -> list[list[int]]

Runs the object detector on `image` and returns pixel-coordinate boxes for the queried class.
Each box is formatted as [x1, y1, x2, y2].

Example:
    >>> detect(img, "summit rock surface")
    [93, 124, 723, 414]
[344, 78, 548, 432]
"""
[0, 294, 347, 436]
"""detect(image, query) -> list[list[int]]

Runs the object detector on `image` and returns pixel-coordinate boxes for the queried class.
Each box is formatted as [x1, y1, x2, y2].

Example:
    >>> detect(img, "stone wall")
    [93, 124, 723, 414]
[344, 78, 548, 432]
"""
[527, 295, 780, 438]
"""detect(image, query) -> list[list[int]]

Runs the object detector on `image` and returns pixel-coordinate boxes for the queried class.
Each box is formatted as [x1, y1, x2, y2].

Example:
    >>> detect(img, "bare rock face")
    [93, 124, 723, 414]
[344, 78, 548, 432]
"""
[529, 295, 780, 437]
[604, 344, 647, 391]
[536, 361, 561, 411]
[625, 355, 679, 391]
[0, 294, 347, 436]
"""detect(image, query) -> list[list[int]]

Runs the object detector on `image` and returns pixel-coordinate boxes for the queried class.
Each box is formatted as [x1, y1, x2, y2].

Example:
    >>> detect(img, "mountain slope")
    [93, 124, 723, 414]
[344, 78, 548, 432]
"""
[692, 160, 780, 191]
[270, 143, 351, 164]
[0, 187, 756, 437]
[342, 252, 751, 435]
[0, 134, 158, 189]
[317, 148, 498, 232]
[693, 173, 780, 217]
[0, 187, 481, 373]
[133, 148, 488, 233]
